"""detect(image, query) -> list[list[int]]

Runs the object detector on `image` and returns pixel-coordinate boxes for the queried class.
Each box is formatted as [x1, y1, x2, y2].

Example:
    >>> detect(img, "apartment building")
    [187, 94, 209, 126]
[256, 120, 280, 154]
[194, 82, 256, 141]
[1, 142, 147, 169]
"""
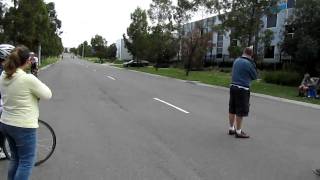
[183, 0, 295, 64]
[116, 39, 132, 61]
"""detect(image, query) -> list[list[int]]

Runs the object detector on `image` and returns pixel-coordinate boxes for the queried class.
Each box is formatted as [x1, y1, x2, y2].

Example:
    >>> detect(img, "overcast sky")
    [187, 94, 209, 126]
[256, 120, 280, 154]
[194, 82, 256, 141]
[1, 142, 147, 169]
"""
[41, 0, 153, 48]
[41, 0, 211, 48]
[2, 0, 210, 48]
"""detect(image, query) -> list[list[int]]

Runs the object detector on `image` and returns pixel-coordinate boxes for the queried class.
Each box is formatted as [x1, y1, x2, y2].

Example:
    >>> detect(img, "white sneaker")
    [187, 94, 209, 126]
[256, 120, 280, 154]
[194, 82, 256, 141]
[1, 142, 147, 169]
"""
[0, 150, 6, 160]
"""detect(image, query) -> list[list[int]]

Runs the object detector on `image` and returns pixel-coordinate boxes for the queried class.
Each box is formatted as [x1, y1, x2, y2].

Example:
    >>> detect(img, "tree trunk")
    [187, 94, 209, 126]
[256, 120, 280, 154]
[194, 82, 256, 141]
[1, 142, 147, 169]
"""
[186, 56, 192, 76]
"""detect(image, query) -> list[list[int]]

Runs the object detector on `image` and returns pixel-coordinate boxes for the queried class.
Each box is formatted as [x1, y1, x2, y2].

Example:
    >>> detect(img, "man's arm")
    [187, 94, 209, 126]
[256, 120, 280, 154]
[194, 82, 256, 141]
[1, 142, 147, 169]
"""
[248, 62, 258, 80]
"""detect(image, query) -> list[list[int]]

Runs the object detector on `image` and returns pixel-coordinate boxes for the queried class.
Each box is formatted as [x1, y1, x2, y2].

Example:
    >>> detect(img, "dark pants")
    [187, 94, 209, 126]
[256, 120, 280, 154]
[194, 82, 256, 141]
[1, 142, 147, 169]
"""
[229, 85, 250, 117]
[0, 122, 37, 180]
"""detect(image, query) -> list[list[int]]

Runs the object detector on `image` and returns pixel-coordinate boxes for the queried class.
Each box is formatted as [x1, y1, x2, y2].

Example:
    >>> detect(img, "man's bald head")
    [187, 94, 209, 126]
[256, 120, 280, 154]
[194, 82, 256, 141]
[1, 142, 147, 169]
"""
[243, 46, 253, 58]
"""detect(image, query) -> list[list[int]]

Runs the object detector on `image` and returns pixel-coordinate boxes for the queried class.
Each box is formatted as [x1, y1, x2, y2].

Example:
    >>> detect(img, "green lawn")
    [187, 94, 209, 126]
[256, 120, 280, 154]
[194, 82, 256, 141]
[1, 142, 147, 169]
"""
[85, 57, 100, 63]
[123, 66, 320, 105]
[39, 57, 60, 68]
[112, 59, 124, 64]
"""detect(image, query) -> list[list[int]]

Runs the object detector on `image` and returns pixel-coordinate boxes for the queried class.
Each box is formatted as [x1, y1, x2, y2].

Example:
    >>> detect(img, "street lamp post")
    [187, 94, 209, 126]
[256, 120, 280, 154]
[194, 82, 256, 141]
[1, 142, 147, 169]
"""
[82, 43, 85, 58]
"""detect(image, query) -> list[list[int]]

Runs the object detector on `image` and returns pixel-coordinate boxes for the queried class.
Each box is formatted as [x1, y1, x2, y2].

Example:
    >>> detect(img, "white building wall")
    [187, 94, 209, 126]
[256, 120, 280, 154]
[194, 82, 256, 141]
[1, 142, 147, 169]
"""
[116, 39, 132, 61]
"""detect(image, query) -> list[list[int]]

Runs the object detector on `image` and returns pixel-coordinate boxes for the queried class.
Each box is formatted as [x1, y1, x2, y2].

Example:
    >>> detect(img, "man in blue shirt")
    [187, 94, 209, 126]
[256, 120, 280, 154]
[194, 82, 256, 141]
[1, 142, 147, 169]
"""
[228, 46, 257, 138]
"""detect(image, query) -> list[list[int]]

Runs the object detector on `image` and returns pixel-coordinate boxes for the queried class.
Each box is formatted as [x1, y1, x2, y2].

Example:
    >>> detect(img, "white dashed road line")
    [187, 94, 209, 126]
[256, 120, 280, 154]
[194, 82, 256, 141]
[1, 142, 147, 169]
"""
[153, 98, 190, 114]
[107, 76, 116, 80]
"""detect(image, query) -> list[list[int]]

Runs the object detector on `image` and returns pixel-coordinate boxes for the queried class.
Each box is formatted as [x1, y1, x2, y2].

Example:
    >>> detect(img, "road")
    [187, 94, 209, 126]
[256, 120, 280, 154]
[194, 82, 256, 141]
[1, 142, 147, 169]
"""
[1, 54, 320, 180]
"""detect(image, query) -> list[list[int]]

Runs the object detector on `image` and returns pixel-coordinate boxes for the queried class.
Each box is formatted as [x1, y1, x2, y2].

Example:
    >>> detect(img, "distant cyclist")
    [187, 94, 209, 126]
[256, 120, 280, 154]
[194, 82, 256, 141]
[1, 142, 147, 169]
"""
[0, 44, 15, 160]
[30, 52, 38, 77]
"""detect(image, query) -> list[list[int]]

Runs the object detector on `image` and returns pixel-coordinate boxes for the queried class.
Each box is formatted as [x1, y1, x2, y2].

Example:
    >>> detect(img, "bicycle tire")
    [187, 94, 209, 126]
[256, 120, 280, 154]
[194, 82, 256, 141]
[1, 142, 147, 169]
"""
[3, 119, 56, 166]
[2, 138, 10, 160]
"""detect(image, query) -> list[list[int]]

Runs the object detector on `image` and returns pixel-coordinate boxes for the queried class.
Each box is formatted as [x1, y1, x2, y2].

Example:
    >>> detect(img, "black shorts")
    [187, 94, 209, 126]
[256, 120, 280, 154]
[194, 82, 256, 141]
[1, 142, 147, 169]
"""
[229, 85, 250, 117]
[31, 63, 37, 69]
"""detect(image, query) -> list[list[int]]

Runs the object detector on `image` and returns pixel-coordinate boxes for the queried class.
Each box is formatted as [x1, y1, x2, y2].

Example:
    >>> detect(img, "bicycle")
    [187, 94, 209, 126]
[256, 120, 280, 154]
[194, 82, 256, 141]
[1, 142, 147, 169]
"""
[0, 119, 56, 166]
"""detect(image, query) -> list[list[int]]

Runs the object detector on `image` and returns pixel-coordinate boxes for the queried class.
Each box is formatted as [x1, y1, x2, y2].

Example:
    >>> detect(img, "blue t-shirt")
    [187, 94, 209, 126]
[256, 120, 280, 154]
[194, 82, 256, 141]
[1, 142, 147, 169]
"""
[231, 57, 257, 88]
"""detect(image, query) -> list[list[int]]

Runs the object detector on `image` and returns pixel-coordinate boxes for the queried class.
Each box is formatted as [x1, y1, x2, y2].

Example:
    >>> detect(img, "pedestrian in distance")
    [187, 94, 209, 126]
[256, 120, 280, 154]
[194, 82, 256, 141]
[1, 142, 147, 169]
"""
[228, 46, 257, 138]
[29, 52, 39, 77]
[298, 73, 312, 97]
[0, 45, 52, 180]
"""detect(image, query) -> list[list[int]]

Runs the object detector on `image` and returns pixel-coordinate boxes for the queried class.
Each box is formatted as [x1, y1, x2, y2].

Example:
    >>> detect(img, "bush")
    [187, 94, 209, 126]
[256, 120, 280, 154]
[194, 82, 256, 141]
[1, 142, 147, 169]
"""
[219, 68, 232, 73]
[263, 71, 301, 86]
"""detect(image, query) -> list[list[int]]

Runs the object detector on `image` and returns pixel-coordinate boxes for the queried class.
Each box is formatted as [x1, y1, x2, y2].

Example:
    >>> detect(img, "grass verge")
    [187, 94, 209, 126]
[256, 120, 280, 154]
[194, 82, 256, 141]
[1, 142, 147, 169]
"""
[123, 66, 320, 105]
[39, 57, 60, 68]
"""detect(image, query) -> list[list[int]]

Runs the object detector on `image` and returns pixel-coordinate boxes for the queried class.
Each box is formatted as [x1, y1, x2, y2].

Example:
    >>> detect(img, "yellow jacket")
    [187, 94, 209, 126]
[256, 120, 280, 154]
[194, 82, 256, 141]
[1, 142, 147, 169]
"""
[0, 68, 52, 128]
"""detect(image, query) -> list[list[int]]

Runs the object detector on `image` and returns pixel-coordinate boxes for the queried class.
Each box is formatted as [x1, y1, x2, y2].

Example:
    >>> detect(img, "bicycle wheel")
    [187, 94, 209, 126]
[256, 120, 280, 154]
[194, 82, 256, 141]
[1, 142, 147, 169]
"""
[3, 137, 10, 159]
[3, 120, 56, 166]
[35, 120, 56, 166]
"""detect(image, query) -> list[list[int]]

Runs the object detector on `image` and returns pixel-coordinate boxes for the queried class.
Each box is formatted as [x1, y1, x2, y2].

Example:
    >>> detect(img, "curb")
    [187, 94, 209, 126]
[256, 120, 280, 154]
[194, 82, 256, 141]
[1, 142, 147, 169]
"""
[194, 82, 320, 110]
[38, 58, 62, 71]
[107, 64, 320, 110]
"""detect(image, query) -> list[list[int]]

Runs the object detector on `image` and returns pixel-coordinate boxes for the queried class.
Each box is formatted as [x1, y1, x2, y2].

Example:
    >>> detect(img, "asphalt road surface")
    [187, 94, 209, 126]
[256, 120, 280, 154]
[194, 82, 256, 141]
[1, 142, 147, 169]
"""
[1, 54, 319, 180]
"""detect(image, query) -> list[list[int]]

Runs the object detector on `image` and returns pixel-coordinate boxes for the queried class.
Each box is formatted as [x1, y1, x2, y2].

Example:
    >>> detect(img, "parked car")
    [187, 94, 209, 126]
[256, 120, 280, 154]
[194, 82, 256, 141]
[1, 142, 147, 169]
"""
[123, 60, 149, 67]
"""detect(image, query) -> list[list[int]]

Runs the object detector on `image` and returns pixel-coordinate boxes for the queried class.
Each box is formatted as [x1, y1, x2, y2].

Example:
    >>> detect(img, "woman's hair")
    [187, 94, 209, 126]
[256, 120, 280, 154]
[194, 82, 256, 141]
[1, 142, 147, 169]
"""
[3, 45, 30, 79]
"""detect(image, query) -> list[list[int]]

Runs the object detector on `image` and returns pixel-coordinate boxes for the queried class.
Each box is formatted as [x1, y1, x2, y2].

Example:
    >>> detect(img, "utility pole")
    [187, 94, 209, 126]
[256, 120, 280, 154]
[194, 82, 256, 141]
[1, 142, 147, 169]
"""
[82, 43, 85, 58]
[38, 44, 41, 66]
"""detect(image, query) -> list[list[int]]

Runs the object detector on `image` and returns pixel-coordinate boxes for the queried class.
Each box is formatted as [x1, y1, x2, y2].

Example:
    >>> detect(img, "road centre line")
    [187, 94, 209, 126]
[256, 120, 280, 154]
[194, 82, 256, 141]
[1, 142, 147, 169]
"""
[107, 76, 116, 80]
[153, 98, 190, 114]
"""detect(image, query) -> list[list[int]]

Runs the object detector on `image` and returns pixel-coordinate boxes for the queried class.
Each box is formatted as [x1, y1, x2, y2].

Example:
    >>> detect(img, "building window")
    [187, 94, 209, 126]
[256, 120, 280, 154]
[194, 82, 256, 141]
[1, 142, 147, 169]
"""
[285, 25, 294, 39]
[287, 0, 295, 8]
[216, 48, 223, 58]
[217, 33, 223, 41]
[264, 46, 275, 58]
[267, 14, 277, 28]
[231, 39, 238, 47]
[207, 18, 212, 26]
[216, 31, 224, 58]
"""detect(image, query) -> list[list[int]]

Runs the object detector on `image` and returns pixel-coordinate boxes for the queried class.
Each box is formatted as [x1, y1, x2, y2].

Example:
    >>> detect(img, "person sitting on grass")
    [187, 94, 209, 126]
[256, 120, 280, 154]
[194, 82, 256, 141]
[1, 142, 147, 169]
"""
[298, 73, 312, 97]
[298, 73, 319, 98]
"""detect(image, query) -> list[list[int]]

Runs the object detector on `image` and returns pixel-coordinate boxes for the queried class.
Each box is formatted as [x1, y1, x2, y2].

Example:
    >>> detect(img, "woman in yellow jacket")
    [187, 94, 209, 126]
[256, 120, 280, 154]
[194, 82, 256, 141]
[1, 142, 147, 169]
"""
[0, 45, 52, 180]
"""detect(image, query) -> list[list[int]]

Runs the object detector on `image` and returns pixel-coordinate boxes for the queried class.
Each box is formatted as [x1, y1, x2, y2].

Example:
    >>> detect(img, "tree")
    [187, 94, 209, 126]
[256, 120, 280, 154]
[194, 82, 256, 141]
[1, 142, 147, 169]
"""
[3, 0, 50, 50]
[106, 43, 117, 59]
[123, 7, 149, 61]
[91, 34, 107, 62]
[148, 0, 173, 26]
[77, 41, 93, 57]
[46, 2, 62, 35]
[2, 0, 63, 56]
[41, 2, 63, 56]
[148, 0, 179, 69]
[70, 47, 77, 55]
[173, 0, 194, 62]
[12, 0, 18, 8]
[0, 1, 7, 42]
[148, 24, 178, 67]
[282, 0, 320, 74]
[182, 22, 212, 76]
[83, 41, 93, 57]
